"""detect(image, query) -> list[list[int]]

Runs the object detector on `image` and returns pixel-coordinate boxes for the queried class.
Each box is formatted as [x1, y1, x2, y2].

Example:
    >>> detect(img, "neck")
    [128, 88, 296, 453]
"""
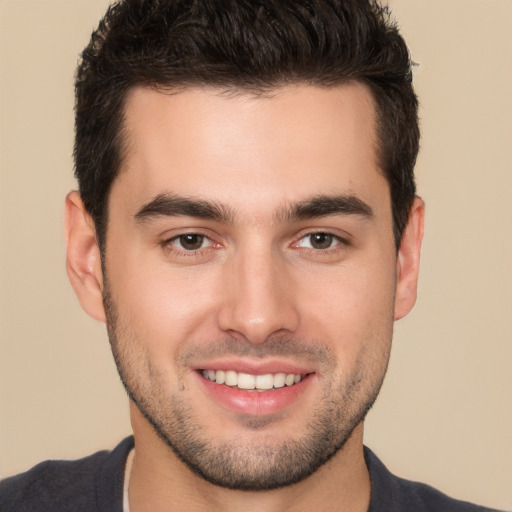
[128, 411, 370, 512]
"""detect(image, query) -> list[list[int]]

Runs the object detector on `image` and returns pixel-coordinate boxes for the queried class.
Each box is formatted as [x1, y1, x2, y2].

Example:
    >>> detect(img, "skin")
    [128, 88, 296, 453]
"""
[65, 83, 424, 512]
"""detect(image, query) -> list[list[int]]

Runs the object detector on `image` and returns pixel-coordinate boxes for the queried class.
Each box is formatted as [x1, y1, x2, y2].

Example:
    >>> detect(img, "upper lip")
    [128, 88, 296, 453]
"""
[191, 358, 316, 376]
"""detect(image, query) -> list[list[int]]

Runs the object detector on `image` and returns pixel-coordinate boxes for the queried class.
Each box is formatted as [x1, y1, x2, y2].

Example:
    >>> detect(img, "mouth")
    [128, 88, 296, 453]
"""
[200, 369, 305, 391]
[195, 363, 316, 416]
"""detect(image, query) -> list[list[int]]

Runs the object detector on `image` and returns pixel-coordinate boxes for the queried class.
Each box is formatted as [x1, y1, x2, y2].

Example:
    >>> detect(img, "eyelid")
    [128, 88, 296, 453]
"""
[158, 227, 352, 258]
[160, 226, 216, 243]
[160, 229, 221, 256]
[169, 233, 212, 250]
[291, 229, 352, 249]
[296, 233, 340, 250]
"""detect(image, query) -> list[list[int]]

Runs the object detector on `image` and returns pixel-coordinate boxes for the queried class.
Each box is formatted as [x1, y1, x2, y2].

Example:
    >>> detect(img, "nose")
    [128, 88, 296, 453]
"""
[217, 244, 300, 345]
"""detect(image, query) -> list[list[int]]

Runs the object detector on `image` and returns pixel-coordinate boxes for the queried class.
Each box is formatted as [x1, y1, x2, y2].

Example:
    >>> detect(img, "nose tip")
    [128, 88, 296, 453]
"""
[216, 255, 300, 345]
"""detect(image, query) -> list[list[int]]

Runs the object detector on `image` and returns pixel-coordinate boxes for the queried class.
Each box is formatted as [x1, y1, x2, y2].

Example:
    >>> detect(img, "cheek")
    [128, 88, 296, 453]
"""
[106, 253, 222, 358]
[299, 259, 396, 326]
[296, 259, 396, 364]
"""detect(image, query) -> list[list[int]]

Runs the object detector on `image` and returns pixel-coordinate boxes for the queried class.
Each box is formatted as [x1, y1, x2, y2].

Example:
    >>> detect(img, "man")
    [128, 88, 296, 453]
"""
[0, 0, 504, 511]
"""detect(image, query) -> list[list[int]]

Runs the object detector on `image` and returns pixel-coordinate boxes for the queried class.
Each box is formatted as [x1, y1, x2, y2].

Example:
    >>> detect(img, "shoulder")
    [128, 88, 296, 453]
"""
[364, 446, 504, 512]
[0, 436, 134, 512]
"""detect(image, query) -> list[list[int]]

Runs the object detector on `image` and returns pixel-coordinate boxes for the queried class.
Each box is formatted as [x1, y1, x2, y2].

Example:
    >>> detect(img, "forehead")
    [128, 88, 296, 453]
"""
[114, 83, 387, 218]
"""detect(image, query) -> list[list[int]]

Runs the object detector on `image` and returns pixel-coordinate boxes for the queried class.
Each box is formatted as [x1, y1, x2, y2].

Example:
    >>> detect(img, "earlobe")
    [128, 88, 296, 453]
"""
[64, 191, 106, 322]
[394, 197, 425, 321]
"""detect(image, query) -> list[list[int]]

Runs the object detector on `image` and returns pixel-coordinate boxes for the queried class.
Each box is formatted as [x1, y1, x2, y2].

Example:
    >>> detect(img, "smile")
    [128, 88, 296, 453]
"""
[201, 370, 304, 390]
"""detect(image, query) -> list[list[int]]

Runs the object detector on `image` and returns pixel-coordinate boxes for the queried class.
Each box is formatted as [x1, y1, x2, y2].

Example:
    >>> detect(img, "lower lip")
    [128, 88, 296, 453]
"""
[196, 372, 314, 416]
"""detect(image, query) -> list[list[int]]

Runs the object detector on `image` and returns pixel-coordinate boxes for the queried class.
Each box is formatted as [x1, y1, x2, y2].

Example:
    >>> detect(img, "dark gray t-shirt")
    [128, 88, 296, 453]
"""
[0, 436, 502, 511]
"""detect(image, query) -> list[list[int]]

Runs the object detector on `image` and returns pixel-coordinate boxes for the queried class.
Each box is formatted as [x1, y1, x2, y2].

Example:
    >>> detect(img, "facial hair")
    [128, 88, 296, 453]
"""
[103, 281, 391, 491]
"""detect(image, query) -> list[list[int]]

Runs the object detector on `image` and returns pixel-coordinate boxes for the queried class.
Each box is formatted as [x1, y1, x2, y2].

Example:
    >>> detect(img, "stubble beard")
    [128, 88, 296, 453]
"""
[103, 283, 391, 491]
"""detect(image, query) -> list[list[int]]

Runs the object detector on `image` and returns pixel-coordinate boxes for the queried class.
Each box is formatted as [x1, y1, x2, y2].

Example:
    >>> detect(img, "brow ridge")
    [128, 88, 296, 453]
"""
[134, 192, 373, 224]
[134, 193, 234, 223]
[280, 194, 374, 222]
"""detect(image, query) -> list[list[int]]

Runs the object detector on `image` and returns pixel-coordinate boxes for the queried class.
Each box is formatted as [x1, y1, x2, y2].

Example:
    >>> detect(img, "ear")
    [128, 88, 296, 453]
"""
[394, 197, 425, 321]
[64, 191, 106, 322]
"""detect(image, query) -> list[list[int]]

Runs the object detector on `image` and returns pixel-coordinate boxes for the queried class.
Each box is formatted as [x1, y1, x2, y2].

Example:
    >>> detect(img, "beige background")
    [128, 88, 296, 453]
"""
[0, 0, 511, 509]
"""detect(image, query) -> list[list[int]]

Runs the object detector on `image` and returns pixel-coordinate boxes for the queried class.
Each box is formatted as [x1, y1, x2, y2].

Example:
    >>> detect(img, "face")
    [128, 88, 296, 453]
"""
[99, 84, 407, 490]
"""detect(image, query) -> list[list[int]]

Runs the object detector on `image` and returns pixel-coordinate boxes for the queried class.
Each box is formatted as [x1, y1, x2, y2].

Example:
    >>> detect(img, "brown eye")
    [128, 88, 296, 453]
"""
[176, 234, 206, 251]
[308, 233, 335, 249]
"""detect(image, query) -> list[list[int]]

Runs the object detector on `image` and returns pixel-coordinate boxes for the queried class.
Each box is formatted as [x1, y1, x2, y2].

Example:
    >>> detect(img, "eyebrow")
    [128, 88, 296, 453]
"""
[280, 194, 374, 222]
[134, 193, 373, 224]
[135, 193, 235, 223]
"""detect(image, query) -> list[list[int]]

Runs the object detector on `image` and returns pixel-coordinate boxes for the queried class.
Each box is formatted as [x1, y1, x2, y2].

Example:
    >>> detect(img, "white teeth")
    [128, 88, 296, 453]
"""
[225, 370, 238, 386]
[273, 373, 286, 388]
[237, 373, 256, 390]
[202, 370, 304, 390]
[255, 374, 274, 390]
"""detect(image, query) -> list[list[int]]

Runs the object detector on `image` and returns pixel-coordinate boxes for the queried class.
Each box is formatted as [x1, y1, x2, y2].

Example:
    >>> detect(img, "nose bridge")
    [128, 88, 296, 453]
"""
[217, 239, 299, 344]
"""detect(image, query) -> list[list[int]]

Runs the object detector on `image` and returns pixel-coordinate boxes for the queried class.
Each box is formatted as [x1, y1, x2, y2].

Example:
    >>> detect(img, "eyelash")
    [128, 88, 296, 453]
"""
[161, 231, 350, 258]
[162, 233, 217, 256]
[294, 232, 349, 251]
